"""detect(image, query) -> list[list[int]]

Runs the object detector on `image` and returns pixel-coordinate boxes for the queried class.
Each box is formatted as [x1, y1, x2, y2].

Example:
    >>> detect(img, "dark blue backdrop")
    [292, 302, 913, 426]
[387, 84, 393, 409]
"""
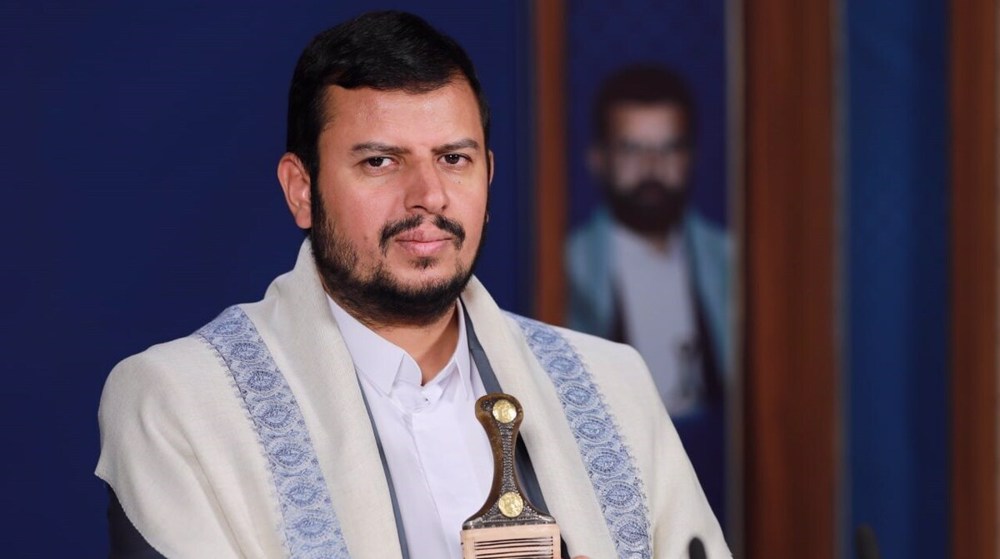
[1, 3, 532, 554]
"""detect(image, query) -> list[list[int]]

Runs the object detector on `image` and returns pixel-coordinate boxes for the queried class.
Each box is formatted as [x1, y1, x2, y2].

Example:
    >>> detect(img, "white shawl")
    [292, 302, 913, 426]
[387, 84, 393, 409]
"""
[96, 241, 728, 558]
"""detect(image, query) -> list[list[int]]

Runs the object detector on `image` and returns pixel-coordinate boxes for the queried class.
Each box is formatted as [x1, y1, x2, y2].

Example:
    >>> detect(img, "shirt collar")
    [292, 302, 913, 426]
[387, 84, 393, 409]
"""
[326, 295, 473, 398]
[612, 220, 687, 260]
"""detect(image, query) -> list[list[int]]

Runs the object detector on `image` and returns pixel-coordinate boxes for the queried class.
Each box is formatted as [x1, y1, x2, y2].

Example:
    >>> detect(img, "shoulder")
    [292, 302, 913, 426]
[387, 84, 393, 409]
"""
[489, 309, 728, 554]
[566, 211, 612, 264]
[502, 313, 664, 422]
[97, 341, 219, 473]
[100, 302, 270, 395]
[567, 210, 606, 246]
[503, 311, 628, 355]
[502, 313, 728, 546]
[101, 336, 217, 410]
[97, 310, 246, 448]
[553, 324, 647, 379]
[685, 211, 732, 259]
[95, 309, 278, 557]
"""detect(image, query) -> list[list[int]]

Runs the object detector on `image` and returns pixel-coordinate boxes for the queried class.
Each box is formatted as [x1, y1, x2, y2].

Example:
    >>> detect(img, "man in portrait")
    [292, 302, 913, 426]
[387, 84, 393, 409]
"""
[566, 64, 731, 520]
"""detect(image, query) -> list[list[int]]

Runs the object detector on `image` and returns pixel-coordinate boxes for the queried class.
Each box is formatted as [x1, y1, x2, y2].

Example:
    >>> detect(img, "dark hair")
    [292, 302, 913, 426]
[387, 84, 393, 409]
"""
[592, 64, 696, 145]
[286, 11, 491, 181]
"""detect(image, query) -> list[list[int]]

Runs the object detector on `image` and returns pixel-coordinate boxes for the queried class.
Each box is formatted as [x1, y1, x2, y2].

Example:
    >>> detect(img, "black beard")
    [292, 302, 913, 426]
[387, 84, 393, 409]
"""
[604, 178, 689, 236]
[309, 191, 484, 328]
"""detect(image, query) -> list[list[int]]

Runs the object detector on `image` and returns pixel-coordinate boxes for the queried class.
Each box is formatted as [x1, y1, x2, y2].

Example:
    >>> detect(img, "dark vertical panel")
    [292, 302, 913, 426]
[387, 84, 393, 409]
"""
[533, 0, 567, 324]
[951, 0, 999, 556]
[744, 0, 837, 557]
[846, 1, 950, 557]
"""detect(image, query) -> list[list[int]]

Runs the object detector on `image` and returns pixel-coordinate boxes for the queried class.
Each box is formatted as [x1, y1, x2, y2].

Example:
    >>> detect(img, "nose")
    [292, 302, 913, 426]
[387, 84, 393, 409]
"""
[642, 146, 664, 170]
[403, 160, 448, 214]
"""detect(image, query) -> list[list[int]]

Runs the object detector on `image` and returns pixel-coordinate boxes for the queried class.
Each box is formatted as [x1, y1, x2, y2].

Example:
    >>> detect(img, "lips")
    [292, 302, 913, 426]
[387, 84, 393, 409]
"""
[393, 227, 455, 257]
[394, 228, 452, 243]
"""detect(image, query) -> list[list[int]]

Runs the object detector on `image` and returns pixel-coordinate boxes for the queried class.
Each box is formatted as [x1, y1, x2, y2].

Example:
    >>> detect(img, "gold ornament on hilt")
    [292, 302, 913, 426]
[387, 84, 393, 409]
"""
[461, 393, 560, 559]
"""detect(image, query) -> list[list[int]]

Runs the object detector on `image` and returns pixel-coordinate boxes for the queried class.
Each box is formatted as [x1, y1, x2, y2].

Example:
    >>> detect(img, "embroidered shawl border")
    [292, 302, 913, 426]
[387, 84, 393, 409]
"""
[194, 306, 651, 559]
[509, 313, 653, 559]
[196, 306, 349, 559]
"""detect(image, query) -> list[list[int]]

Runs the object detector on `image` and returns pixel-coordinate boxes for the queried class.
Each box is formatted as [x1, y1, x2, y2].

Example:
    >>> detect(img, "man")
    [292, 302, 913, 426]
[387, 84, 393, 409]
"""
[97, 12, 727, 559]
[565, 65, 731, 521]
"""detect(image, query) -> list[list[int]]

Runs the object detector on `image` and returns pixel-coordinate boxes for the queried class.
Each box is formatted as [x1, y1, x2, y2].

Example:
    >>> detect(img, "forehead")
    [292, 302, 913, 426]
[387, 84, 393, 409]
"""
[320, 80, 484, 146]
[607, 102, 688, 141]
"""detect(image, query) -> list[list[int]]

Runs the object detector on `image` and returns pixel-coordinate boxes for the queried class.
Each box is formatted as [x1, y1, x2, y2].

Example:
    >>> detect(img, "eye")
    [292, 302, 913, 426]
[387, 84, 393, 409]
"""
[441, 153, 468, 166]
[615, 143, 643, 158]
[365, 156, 390, 168]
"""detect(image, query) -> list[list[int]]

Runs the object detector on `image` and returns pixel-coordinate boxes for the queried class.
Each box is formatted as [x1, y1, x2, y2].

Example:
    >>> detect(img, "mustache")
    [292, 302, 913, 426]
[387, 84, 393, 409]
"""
[379, 214, 467, 251]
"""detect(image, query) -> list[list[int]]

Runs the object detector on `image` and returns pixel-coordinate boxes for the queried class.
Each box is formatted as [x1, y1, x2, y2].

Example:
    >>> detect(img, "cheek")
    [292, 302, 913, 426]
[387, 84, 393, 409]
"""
[611, 164, 642, 190]
[607, 153, 643, 186]
[328, 188, 392, 243]
[458, 193, 488, 240]
[358, 212, 395, 252]
[319, 204, 370, 258]
[659, 156, 692, 186]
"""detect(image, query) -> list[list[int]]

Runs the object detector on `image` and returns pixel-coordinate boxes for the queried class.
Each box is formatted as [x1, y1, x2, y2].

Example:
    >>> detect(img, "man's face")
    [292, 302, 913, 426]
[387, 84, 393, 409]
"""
[595, 102, 693, 235]
[293, 80, 491, 326]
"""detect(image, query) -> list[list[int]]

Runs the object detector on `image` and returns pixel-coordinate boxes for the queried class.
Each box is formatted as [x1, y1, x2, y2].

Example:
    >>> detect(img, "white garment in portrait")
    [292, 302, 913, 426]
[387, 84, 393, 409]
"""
[612, 224, 703, 415]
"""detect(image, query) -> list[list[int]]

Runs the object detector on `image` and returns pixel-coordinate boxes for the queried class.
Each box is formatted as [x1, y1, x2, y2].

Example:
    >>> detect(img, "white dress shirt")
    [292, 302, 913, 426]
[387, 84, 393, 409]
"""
[612, 224, 703, 415]
[327, 297, 493, 559]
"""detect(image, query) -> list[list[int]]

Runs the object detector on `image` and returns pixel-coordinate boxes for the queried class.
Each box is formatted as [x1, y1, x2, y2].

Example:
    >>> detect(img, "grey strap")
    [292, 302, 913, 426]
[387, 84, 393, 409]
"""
[355, 385, 411, 559]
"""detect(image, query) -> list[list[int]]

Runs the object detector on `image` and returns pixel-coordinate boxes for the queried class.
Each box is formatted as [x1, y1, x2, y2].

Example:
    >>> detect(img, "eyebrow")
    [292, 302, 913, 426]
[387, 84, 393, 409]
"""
[350, 142, 410, 156]
[432, 138, 481, 155]
[350, 138, 481, 157]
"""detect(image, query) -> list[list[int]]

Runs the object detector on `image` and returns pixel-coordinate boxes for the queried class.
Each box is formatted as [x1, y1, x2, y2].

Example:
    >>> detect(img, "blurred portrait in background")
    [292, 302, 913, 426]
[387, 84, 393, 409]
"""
[565, 64, 732, 524]
[567, 65, 731, 415]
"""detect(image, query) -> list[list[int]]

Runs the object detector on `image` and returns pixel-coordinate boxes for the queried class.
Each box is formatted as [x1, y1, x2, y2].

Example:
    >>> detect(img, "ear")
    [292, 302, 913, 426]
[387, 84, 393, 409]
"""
[487, 149, 495, 185]
[277, 153, 313, 230]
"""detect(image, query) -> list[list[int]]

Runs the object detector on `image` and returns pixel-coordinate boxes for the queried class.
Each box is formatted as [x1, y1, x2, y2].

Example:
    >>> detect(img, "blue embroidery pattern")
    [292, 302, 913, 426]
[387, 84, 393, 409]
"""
[509, 313, 652, 559]
[197, 306, 350, 559]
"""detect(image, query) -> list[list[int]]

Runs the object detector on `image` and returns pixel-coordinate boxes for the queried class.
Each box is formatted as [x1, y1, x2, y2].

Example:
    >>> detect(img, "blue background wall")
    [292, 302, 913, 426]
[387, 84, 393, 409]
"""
[0, 3, 532, 555]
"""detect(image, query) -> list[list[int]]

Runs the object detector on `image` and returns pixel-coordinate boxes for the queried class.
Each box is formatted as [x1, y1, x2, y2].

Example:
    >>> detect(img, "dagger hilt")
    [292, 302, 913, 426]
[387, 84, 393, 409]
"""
[463, 393, 556, 529]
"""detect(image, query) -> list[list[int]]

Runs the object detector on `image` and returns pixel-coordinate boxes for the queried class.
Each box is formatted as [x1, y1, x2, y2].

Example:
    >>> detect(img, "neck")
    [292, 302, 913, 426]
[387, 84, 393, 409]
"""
[643, 232, 669, 253]
[639, 225, 681, 254]
[336, 297, 460, 385]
